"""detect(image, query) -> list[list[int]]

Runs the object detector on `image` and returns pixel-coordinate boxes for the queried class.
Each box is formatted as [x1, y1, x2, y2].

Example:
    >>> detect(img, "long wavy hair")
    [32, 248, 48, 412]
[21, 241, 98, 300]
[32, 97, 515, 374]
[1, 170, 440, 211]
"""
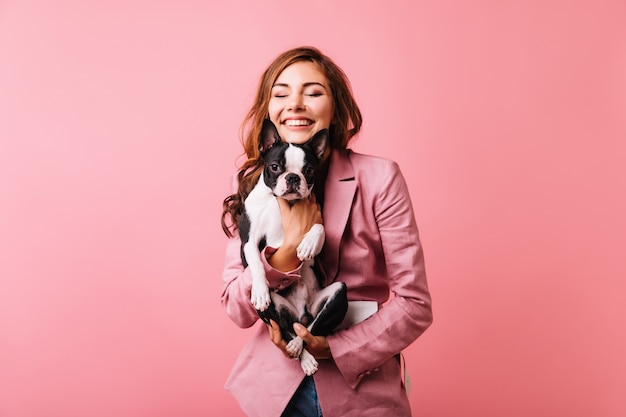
[221, 46, 363, 237]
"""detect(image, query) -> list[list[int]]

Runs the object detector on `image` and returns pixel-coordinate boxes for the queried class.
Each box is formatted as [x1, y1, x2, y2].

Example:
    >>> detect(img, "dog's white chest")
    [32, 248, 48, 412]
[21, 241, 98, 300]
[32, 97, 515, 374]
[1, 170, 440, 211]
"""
[245, 180, 284, 248]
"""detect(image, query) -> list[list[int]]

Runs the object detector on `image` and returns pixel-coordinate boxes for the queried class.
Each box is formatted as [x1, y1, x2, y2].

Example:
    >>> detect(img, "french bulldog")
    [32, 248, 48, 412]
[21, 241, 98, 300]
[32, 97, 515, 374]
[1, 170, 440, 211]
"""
[239, 119, 348, 375]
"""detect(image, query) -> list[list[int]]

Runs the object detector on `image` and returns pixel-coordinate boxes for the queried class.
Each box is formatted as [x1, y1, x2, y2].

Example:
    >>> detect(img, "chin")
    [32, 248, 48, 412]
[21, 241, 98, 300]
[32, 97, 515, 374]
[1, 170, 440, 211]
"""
[282, 131, 315, 145]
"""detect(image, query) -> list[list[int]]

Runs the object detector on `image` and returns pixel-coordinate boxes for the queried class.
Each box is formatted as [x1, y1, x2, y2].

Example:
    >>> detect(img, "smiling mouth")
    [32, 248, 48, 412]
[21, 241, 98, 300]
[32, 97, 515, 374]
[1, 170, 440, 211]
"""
[284, 119, 312, 127]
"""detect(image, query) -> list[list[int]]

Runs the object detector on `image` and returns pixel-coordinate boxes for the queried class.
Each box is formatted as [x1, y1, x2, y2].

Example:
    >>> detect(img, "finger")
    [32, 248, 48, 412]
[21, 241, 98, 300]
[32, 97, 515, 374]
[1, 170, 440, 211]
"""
[269, 320, 294, 359]
[268, 320, 283, 345]
[276, 197, 290, 213]
[293, 323, 314, 344]
[294, 323, 330, 359]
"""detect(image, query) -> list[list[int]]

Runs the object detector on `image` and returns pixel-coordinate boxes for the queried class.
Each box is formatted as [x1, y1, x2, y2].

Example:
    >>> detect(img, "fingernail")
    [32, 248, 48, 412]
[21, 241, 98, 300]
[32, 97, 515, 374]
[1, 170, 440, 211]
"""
[293, 323, 303, 331]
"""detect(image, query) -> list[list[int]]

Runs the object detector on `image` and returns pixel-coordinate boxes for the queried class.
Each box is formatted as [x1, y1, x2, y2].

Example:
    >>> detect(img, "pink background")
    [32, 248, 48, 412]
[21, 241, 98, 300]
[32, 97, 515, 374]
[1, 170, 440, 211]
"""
[1, 1, 625, 416]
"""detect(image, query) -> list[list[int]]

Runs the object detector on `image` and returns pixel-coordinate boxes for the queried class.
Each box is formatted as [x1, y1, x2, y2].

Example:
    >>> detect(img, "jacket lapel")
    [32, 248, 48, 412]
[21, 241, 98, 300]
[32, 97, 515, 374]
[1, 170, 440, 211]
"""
[321, 150, 356, 284]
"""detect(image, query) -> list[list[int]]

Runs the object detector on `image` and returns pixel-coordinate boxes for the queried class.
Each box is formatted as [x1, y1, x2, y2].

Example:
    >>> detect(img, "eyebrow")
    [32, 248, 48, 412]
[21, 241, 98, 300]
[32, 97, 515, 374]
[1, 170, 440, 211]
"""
[272, 82, 328, 90]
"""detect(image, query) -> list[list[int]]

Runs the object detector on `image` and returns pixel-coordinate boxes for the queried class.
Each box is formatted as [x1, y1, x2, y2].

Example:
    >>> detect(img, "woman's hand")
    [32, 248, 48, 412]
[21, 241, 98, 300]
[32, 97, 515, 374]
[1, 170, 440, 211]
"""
[267, 195, 322, 272]
[278, 194, 323, 248]
[268, 320, 331, 360]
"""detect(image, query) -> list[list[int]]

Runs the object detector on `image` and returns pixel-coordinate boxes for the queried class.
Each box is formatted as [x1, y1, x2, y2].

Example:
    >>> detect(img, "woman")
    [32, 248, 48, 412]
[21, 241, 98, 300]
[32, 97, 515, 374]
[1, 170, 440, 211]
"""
[221, 46, 433, 417]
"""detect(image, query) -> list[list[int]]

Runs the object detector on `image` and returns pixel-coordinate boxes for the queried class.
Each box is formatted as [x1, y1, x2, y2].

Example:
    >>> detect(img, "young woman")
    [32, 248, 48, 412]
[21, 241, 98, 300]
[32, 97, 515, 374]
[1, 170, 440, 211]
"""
[221, 46, 433, 417]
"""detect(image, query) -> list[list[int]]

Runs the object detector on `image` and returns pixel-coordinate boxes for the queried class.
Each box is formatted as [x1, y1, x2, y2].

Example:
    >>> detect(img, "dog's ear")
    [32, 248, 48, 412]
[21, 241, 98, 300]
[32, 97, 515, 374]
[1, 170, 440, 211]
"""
[308, 128, 329, 161]
[259, 119, 282, 154]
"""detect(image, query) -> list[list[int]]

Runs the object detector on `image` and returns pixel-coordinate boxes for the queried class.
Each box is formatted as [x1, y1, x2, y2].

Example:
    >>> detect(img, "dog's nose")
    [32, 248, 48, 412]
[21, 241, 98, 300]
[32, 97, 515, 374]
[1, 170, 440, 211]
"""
[285, 173, 300, 186]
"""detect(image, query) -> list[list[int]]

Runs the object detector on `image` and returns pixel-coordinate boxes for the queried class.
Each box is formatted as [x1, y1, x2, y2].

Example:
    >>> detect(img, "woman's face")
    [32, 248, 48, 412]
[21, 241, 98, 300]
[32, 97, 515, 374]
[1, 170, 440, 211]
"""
[268, 61, 333, 145]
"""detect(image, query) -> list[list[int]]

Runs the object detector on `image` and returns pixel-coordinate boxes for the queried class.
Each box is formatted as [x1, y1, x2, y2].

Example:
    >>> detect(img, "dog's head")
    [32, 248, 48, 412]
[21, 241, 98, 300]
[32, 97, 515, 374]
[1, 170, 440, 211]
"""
[259, 119, 328, 201]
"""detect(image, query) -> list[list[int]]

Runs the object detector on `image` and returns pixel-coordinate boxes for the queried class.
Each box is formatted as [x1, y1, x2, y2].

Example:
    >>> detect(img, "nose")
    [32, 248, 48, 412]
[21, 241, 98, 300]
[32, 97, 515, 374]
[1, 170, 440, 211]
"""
[285, 173, 300, 186]
[285, 173, 301, 191]
[288, 94, 305, 111]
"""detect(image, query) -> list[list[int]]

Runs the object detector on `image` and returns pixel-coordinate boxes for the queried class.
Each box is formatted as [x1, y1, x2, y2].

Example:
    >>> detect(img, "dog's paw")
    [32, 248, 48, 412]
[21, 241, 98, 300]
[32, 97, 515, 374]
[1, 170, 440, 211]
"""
[286, 337, 304, 358]
[250, 284, 271, 312]
[296, 225, 325, 261]
[299, 350, 319, 376]
[296, 245, 313, 261]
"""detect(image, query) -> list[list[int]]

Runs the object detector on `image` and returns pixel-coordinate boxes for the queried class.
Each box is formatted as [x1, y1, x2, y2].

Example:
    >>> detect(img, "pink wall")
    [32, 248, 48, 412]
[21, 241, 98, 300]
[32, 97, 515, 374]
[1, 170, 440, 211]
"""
[1, 1, 625, 416]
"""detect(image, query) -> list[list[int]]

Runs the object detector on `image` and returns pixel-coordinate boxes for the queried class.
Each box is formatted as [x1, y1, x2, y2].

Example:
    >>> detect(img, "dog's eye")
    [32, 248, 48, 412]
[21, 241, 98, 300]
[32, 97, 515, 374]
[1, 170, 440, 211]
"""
[270, 163, 280, 172]
[303, 166, 314, 175]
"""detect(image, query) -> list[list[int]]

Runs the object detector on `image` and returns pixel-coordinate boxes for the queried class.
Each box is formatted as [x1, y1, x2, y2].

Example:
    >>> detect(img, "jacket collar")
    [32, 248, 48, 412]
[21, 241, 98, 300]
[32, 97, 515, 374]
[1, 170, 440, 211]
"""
[320, 149, 356, 283]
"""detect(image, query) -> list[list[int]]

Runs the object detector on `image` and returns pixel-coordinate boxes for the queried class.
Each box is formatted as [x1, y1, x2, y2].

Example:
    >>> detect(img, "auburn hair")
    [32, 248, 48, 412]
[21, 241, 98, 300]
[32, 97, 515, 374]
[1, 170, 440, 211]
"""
[221, 46, 363, 237]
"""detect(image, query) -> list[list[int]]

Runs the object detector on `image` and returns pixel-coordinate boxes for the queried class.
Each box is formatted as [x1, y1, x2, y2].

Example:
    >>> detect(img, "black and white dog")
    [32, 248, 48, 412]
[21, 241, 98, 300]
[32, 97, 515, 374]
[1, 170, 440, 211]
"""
[239, 119, 348, 375]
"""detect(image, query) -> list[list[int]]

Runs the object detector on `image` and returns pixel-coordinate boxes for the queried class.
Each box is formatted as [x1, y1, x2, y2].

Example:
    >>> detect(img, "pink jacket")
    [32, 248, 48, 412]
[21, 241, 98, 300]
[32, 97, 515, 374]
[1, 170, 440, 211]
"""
[221, 149, 433, 417]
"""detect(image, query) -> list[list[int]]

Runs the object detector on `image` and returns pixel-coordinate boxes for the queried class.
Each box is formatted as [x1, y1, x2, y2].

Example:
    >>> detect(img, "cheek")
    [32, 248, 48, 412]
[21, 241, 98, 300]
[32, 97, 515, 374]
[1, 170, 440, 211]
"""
[316, 107, 333, 128]
[267, 104, 280, 123]
[315, 101, 333, 123]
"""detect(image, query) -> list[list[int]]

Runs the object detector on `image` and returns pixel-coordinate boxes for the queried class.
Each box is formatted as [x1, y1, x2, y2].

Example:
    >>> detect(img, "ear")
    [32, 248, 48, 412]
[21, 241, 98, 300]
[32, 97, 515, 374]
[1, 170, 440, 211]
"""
[259, 119, 282, 154]
[308, 128, 329, 161]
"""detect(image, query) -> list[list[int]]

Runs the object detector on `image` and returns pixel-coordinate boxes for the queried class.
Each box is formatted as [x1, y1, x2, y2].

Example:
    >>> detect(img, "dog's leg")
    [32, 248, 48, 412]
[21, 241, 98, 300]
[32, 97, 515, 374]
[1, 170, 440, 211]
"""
[306, 282, 348, 336]
[296, 223, 325, 261]
[245, 195, 283, 312]
[260, 295, 299, 341]
[292, 281, 347, 375]
[244, 240, 271, 311]
[275, 277, 310, 358]
[250, 278, 271, 311]
[261, 291, 305, 358]
[286, 336, 304, 358]
[259, 284, 317, 362]
[299, 349, 319, 376]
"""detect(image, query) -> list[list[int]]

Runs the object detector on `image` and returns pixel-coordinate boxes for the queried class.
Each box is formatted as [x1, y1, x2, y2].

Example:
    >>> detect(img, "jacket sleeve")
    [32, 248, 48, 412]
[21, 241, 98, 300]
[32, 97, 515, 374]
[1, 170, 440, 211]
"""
[327, 161, 433, 389]
[220, 233, 305, 329]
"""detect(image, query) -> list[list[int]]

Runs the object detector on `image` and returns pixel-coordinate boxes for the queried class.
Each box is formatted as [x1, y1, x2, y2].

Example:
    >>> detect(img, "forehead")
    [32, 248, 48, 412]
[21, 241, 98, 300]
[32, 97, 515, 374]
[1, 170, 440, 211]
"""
[284, 146, 307, 171]
[274, 61, 328, 86]
[263, 143, 316, 169]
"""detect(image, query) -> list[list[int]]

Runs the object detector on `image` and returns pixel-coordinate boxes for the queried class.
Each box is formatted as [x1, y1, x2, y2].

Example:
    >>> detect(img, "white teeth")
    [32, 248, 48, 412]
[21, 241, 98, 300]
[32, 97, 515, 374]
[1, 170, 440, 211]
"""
[285, 119, 311, 126]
